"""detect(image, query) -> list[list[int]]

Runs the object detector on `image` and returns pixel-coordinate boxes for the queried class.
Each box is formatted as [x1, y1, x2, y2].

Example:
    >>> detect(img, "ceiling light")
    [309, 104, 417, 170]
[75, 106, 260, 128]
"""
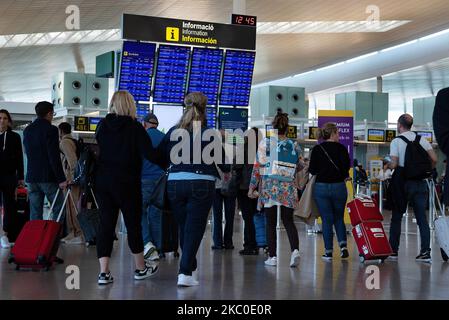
[256, 20, 410, 34]
[420, 28, 449, 41]
[345, 52, 379, 63]
[0, 29, 120, 48]
[316, 62, 345, 72]
[380, 40, 418, 52]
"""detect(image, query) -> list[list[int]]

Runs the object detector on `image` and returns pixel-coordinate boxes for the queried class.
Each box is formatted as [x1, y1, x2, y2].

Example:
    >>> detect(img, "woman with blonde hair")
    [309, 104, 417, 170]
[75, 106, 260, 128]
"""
[157, 92, 230, 286]
[309, 122, 351, 261]
[94, 90, 160, 285]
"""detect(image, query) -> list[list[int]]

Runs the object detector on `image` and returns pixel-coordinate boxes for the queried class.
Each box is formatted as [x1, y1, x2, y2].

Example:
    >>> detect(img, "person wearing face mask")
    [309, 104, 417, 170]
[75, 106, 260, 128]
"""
[0, 109, 24, 249]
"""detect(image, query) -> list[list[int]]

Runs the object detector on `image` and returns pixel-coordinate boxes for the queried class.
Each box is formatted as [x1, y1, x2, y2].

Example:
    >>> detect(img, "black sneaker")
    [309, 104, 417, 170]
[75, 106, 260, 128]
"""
[239, 248, 259, 255]
[340, 247, 349, 259]
[98, 272, 114, 285]
[134, 264, 159, 280]
[416, 251, 432, 263]
[322, 252, 333, 261]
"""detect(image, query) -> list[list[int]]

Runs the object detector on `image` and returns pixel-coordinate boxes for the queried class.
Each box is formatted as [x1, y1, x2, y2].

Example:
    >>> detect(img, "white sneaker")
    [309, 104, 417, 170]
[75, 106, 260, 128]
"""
[65, 236, 83, 245]
[148, 249, 160, 261]
[144, 242, 156, 260]
[177, 274, 199, 287]
[1, 236, 10, 249]
[264, 256, 277, 267]
[61, 234, 74, 243]
[290, 249, 300, 267]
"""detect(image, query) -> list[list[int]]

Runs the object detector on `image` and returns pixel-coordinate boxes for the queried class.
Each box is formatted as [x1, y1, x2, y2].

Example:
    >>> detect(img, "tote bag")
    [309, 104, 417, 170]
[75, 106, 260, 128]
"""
[294, 175, 320, 225]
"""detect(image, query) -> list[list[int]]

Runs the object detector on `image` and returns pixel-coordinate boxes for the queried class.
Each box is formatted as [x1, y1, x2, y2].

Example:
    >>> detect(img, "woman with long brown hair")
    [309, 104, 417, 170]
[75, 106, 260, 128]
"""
[248, 112, 301, 268]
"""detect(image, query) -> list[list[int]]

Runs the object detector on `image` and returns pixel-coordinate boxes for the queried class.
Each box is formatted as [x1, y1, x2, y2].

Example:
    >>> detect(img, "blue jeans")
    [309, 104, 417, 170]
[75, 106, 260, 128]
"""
[141, 179, 162, 249]
[313, 182, 348, 253]
[167, 180, 215, 276]
[28, 183, 64, 221]
[212, 189, 236, 248]
[390, 180, 430, 253]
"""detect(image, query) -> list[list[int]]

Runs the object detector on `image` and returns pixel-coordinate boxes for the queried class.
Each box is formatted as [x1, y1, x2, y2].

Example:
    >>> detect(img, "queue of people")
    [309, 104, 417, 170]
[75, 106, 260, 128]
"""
[0, 89, 444, 288]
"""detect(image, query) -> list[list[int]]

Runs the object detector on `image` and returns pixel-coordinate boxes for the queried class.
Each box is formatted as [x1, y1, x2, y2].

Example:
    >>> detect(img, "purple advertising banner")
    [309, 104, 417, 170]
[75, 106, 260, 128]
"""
[318, 110, 354, 163]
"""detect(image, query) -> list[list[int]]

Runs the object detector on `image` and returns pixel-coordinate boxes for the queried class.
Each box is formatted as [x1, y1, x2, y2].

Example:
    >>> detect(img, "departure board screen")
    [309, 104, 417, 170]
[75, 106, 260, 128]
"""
[118, 41, 156, 102]
[153, 44, 190, 104]
[206, 107, 217, 129]
[136, 103, 151, 121]
[188, 48, 224, 106]
[219, 50, 255, 107]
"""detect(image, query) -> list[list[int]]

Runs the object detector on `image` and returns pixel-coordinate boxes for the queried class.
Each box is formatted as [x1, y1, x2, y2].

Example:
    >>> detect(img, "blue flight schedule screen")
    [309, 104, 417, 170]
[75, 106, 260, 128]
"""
[188, 48, 223, 106]
[153, 45, 190, 104]
[219, 50, 256, 107]
[206, 107, 217, 128]
[136, 103, 151, 121]
[118, 41, 156, 102]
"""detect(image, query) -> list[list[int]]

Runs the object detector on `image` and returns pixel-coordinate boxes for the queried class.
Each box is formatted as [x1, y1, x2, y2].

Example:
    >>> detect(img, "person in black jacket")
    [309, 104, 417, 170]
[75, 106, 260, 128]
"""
[23, 102, 67, 221]
[157, 92, 230, 287]
[433, 87, 449, 206]
[95, 91, 160, 285]
[0, 109, 24, 249]
[309, 122, 351, 261]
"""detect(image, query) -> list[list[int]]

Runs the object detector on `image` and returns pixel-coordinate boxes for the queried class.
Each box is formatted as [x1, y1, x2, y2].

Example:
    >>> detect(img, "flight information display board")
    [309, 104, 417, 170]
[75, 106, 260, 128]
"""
[153, 44, 190, 104]
[206, 107, 217, 129]
[188, 48, 224, 106]
[136, 103, 151, 121]
[219, 50, 256, 107]
[118, 41, 156, 102]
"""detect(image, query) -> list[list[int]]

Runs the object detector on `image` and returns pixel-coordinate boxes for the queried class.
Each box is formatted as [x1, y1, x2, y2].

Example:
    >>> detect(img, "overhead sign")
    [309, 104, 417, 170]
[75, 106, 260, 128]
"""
[385, 129, 396, 143]
[75, 116, 103, 132]
[309, 127, 318, 140]
[286, 126, 298, 139]
[121, 14, 257, 50]
[74, 116, 88, 132]
[415, 131, 433, 143]
[318, 110, 354, 163]
[367, 129, 385, 142]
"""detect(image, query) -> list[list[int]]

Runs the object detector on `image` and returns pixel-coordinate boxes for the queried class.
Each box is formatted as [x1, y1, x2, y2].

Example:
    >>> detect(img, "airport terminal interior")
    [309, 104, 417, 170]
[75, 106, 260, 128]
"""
[1, 0, 449, 301]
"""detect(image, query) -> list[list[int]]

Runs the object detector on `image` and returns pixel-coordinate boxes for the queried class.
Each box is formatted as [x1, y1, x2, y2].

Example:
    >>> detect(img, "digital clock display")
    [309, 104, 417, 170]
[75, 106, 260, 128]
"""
[231, 14, 257, 27]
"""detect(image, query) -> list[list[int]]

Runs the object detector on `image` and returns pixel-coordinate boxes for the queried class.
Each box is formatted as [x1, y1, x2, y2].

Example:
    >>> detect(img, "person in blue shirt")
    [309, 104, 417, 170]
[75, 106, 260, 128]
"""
[141, 113, 165, 261]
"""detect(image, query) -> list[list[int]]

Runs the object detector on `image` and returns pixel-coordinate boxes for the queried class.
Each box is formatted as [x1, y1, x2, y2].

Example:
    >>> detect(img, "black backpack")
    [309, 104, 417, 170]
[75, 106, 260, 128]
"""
[74, 143, 99, 190]
[398, 135, 432, 180]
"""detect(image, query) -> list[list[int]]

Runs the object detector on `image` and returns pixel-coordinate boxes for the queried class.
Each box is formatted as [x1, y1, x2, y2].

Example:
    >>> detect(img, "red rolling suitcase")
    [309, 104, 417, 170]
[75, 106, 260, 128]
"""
[8, 188, 71, 271]
[352, 221, 393, 263]
[347, 195, 383, 226]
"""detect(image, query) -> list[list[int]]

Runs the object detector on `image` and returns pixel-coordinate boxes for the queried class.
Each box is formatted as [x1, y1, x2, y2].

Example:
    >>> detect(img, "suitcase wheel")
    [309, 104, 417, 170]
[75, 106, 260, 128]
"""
[174, 251, 180, 258]
[37, 255, 46, 265]
[359, 255, 365, 263]
[44, 266, 50, 271]
[15, 265, 20, 271]
[440, 248, 449, 262]
[7, 254, 15, 264]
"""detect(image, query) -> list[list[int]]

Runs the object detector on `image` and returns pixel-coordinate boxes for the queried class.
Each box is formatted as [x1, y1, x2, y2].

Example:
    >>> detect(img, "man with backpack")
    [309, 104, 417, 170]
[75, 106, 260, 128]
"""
[388, 114, 437, 262]
[58, 122, 83, 244]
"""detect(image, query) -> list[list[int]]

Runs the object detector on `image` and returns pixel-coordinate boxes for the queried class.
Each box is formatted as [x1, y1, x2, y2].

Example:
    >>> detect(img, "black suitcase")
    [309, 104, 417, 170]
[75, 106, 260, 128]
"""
[76, 188, 100, 245]
[7, 187, 30, 243]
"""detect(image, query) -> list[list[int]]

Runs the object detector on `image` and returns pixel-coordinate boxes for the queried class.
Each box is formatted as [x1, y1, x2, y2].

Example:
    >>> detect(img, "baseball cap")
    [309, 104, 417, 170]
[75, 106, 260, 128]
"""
[143, 113, 158, 125]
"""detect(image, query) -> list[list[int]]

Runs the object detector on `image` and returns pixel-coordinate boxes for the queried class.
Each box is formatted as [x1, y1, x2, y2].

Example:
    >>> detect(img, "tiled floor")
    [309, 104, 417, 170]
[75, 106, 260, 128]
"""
[1, 212, 448, 300]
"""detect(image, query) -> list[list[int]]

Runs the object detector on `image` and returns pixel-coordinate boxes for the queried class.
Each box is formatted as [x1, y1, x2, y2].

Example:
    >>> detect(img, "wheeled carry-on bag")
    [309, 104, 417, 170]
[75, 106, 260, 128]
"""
[77, 187, 100, 244]
[8, 188, 72, 271]
[426, 180, 449, 262]
[352, 221, 393, 263]
[347, 191, 393, 263]
[347, 195, 383, 226]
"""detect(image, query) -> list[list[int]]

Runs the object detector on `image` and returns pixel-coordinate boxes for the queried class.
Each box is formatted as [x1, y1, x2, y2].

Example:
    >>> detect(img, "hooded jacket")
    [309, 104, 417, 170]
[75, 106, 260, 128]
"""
[95, 114, 158, 181]
[0, 128, 24, 183]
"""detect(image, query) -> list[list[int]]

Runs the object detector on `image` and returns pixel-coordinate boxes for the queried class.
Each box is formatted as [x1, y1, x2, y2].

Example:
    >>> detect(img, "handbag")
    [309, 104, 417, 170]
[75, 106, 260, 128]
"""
[149, 172, 169, 211]
[220, 168, 239, 197]
[294, 175, 320, 225]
